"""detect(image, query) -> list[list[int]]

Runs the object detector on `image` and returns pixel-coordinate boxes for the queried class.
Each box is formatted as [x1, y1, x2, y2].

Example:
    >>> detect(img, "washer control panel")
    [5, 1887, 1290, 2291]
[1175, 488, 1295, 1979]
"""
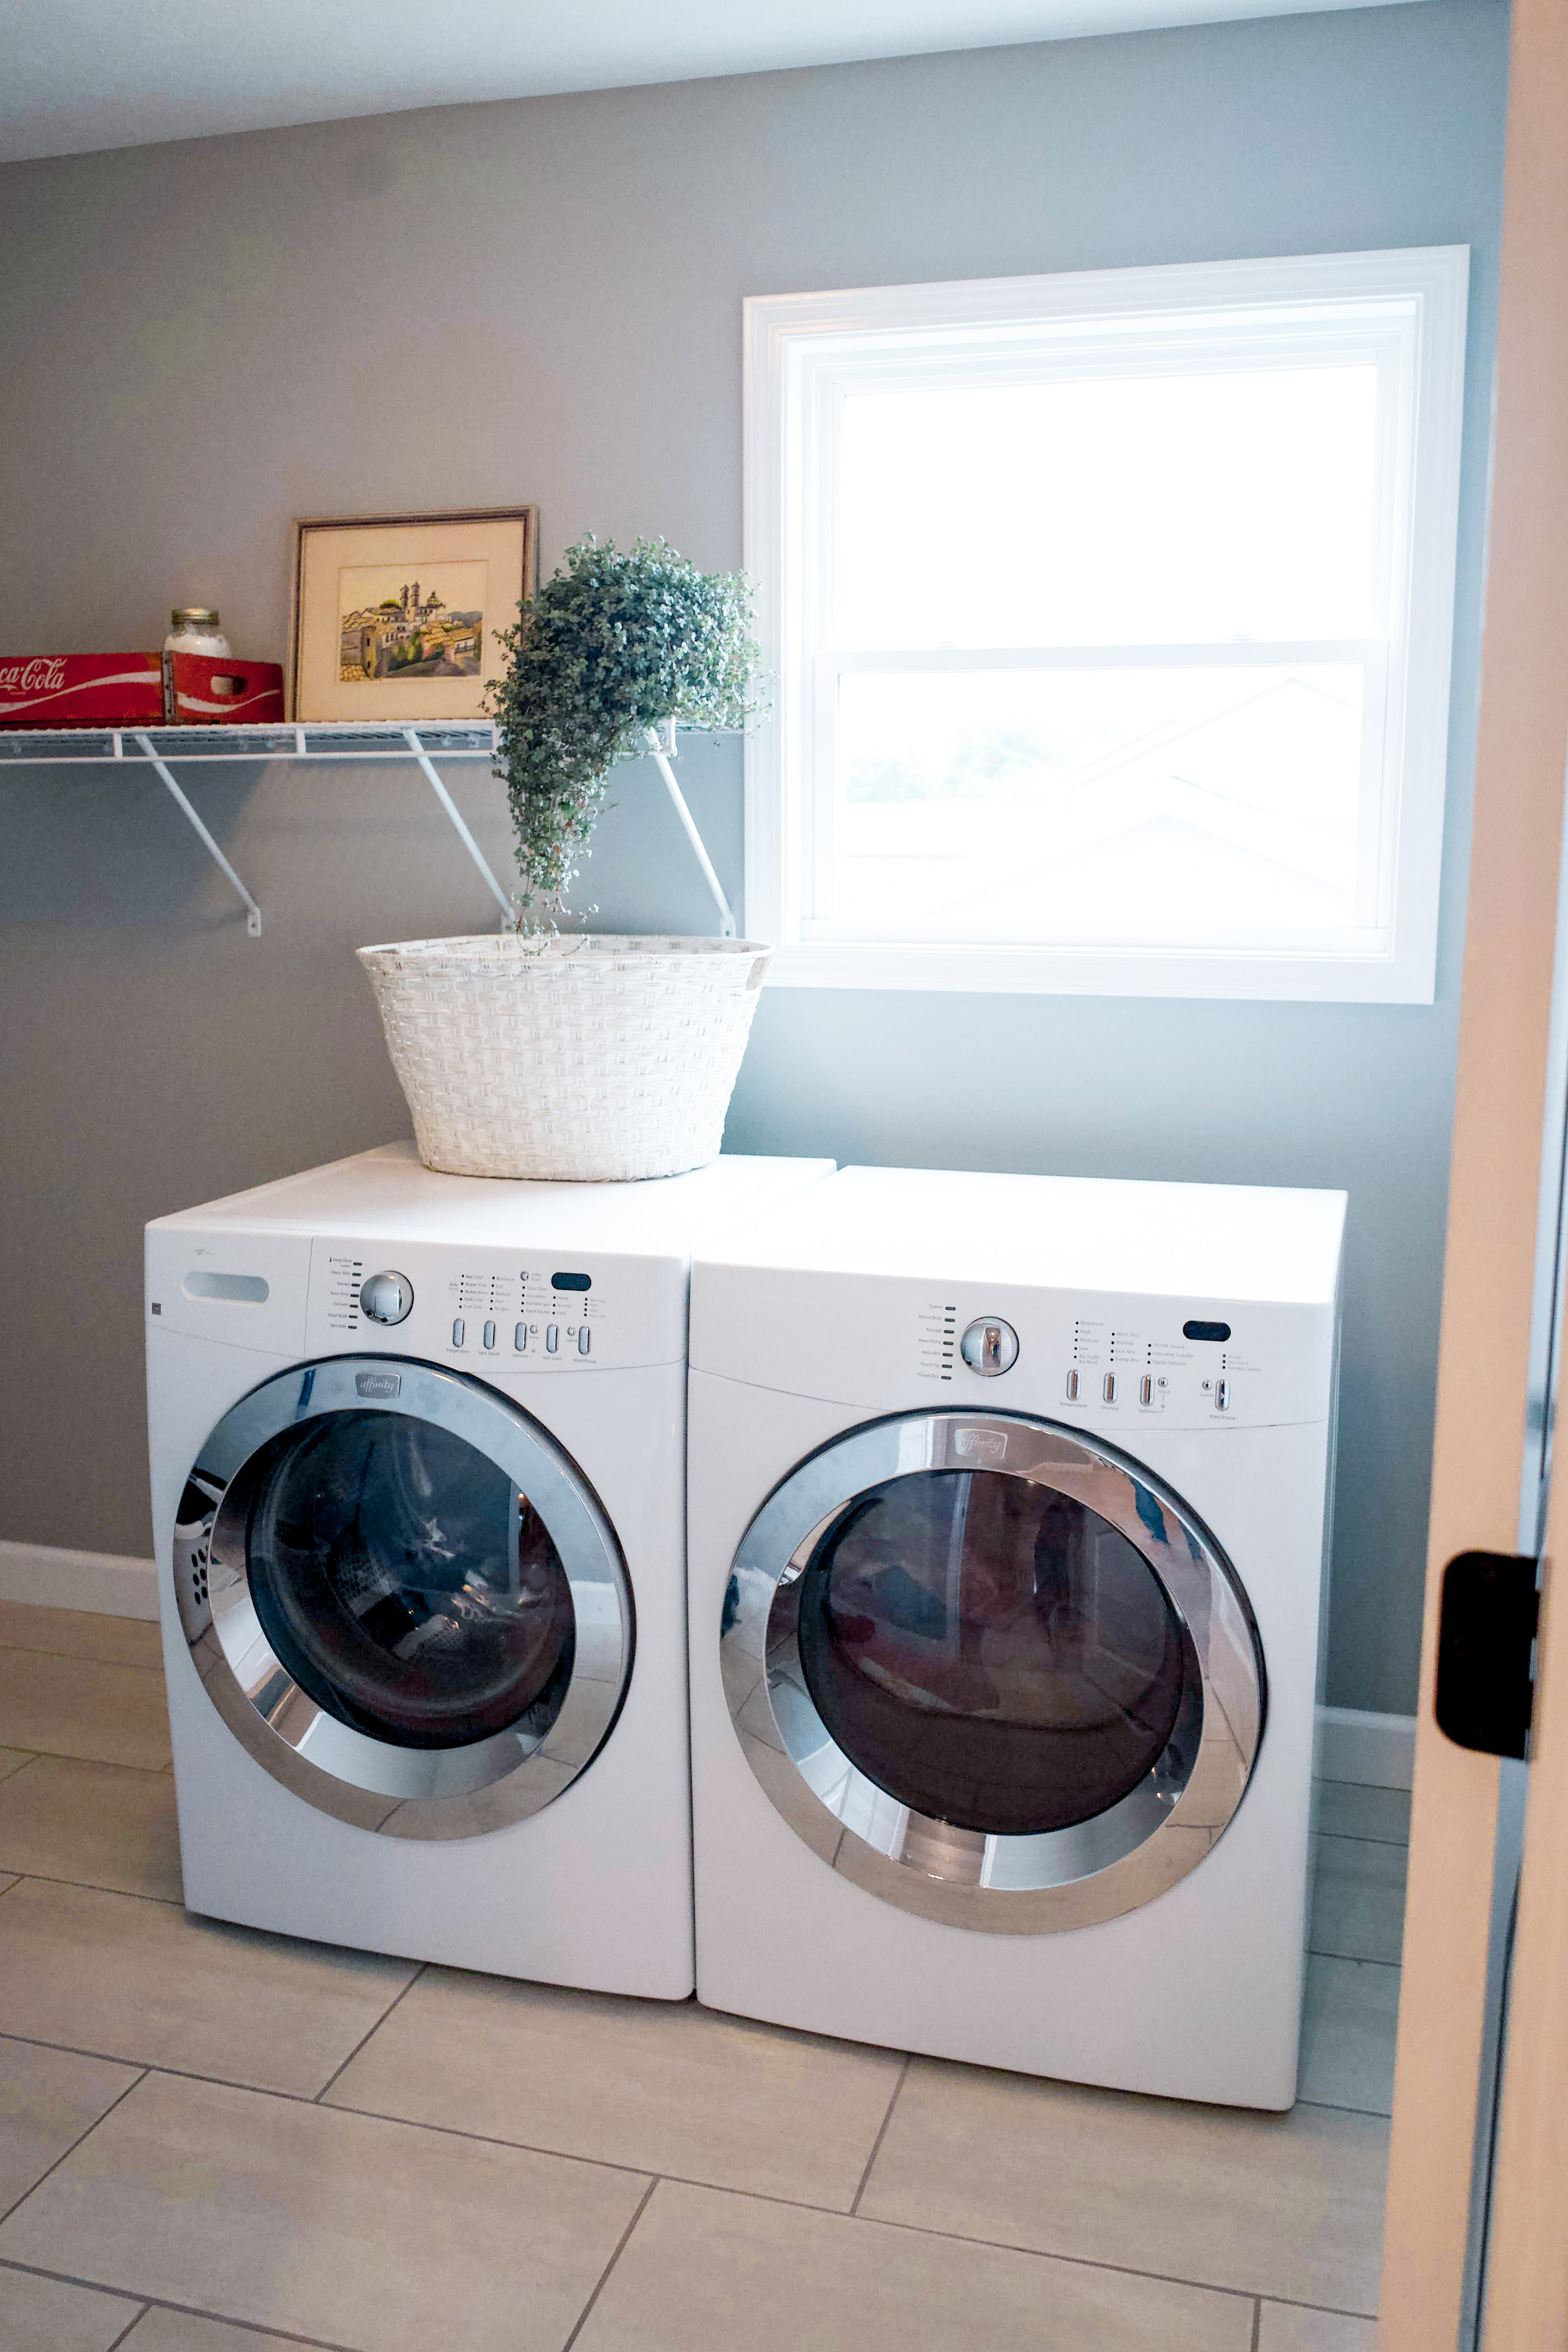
[304, 1241, 683, 1370]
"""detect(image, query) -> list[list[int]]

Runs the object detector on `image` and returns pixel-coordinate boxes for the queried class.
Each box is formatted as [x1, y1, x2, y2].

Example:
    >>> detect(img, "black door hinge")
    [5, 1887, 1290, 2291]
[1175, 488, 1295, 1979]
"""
[1435, 1550, 1541, 1760]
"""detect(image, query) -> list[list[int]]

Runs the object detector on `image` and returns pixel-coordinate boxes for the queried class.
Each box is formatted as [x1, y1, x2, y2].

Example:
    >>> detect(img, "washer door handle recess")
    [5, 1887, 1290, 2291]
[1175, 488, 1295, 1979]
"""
[960, 1317, 1019, 1375]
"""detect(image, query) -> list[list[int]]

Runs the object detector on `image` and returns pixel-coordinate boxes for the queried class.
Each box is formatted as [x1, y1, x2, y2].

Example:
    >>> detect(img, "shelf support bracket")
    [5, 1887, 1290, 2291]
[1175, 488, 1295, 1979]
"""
[131, 733, 262, 937]
[403, 727, 515, 925]
[642, 729, 737, 938]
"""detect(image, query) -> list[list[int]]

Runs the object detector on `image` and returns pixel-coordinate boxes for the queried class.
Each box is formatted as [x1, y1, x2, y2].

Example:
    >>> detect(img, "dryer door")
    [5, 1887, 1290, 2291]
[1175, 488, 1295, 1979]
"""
[722, 1411, 1264, 1931]
[176, 1357, 631, 1840]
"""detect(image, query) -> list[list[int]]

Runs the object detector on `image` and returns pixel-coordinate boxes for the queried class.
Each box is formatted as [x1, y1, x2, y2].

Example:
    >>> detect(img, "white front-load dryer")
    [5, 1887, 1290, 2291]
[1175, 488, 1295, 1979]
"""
[687, 1165, 1345, 2106]
[146, 1143, 831, 1997]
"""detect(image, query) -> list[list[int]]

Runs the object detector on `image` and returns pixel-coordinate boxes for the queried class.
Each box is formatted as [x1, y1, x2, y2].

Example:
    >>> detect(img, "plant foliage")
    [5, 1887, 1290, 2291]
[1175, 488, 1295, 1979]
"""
[490, 535, 767, 925]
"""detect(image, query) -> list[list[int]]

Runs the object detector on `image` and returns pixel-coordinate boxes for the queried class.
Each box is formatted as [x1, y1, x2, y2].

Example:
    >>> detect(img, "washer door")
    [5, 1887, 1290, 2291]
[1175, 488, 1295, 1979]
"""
[176, 1358, 631, 1840]
[722, 1411, 1264, 1931]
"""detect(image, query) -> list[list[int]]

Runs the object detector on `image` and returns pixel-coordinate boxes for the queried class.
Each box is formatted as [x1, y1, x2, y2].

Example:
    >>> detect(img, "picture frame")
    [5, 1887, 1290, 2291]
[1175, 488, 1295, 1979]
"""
[288, 505, 539, 723]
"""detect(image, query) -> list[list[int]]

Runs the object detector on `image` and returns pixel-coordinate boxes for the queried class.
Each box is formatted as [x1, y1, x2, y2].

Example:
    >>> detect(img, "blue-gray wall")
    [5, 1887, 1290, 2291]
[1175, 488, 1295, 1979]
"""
[0, 0, 1508, 1713]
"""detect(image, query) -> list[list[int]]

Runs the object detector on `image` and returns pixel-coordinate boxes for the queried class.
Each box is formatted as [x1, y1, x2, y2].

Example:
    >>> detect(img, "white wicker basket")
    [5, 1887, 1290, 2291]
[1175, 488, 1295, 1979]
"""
[358, 933, 774, 1181]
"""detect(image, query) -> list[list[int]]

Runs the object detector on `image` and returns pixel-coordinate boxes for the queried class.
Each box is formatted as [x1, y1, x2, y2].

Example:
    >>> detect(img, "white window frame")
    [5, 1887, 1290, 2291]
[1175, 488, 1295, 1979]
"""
[743, 246, 1470, 1002]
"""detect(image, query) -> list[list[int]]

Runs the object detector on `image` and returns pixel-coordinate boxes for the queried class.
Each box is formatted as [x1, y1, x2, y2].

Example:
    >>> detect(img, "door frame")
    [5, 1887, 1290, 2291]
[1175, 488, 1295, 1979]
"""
[1379, 0, 1568, 2337]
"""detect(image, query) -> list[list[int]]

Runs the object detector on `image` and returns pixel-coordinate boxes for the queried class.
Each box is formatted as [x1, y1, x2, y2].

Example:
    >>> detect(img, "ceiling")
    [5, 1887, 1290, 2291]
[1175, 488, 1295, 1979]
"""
[0, 0, 1420, 166]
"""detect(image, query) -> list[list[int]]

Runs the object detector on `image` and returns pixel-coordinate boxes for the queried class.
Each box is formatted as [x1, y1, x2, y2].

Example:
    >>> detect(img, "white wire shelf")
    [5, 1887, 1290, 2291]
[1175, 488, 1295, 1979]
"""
[0, 720, 498, 766]
[0, 721, 503, 939]
[0, 717, 737, 943]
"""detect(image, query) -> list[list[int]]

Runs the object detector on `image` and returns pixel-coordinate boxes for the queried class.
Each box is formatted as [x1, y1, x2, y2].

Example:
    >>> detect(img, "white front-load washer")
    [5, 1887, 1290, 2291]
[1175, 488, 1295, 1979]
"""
[146, 1143, 831, 1997]
[687, 1165, 1345, 2106]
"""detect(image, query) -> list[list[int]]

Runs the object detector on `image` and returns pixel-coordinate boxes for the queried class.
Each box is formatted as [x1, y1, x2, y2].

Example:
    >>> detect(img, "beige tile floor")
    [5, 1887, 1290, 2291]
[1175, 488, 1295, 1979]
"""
[0, 1605, 1402, 2352]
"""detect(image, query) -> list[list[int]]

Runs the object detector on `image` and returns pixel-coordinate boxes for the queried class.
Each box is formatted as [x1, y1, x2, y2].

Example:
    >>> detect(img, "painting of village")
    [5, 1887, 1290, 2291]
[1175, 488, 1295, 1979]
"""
[337, 559, 489, 683]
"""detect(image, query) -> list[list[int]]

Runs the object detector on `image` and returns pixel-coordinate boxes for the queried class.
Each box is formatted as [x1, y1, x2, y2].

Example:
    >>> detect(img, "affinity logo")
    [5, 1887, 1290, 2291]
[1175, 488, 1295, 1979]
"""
[355, 1371, 401, 1399]
[953, 1426, 1007, 1464]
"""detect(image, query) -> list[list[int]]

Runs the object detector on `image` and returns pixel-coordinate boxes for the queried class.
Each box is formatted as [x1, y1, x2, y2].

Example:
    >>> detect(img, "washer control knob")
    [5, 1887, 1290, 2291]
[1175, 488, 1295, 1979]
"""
[360, 1272, 413, 1325]
[960, 1317, 1019, 1376]
[546, 1324, 560, 1355]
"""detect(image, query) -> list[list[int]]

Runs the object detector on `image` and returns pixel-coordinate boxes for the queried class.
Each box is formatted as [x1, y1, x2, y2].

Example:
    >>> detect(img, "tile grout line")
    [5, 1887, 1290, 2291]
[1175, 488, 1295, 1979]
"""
[0, 1751, 176, 1787]
[0, 1745, 172, 1775]
[1295, 2096, 1394, 2119]
[103, 2301, 152, 2352]
[850, 2053, 909, 2216]
[0, 2023, 1387, 2315]
[1316, 1823, 1411, 1843]
[0, 2257, 361, 2351]
[0, 1869, 185, 1909]
[0, 1641, 165, 1674]
[0, 2051, 1377, 2324]
[1249, 2294, 1262, 2350]
[0, 2065, 148, 2230]
[559, 2175, 660, 2352]
[312, 1960, 426, 2103]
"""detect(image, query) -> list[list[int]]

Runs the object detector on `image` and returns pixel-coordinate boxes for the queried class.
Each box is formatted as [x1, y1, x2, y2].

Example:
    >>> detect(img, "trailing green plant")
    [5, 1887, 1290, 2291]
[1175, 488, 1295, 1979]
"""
[490, 535, 767, 928]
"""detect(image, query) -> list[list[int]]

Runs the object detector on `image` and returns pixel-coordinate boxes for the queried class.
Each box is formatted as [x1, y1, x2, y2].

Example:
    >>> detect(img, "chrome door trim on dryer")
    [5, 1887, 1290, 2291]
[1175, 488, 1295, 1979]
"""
[179, 1357, 632, 1841]
[721, 1410, 1265, 1933]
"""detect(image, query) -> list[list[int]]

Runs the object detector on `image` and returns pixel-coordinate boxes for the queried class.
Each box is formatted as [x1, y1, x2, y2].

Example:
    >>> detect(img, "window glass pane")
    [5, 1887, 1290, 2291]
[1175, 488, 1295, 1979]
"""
[832, 664, 1367, 944]
[834, 364, 1382, 648]
[245, 1410, 575, 1750]
[796, 1468, 1189, 1836]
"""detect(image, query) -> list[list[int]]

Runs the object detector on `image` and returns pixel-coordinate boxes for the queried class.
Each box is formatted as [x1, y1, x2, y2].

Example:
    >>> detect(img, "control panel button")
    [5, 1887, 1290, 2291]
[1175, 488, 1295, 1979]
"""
[1215, 1379, 1231, 1413]
[578, 1327, 591, 1355]
[1102, 1373, 1117, 1403]
[451, 1318, 465, 1348]
[482, 1320, 496, 1350]
[359, 1271, 413, 1325]
[960, 1317, 1019, 1376]
[1139, 1375, 1153, 1407]
[546, 1325, 559, 1355]
[1065, 1369, 1080, 1401]
[514, 1323, 528, 1352]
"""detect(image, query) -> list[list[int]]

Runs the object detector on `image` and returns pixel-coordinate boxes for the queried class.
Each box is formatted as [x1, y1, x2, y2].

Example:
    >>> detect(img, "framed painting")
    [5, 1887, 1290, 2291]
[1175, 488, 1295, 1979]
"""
[289, 505, 538, 722]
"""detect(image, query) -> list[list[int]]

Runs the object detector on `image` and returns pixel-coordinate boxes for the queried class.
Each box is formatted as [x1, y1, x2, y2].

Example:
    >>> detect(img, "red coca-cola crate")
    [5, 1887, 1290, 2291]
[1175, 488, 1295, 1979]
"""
[0, 654, 163, 728]
[166, 653, 285, 725]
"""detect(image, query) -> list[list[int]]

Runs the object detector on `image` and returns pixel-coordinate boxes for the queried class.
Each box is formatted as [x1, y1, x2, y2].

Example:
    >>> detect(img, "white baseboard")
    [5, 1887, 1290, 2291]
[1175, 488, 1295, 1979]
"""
[1317, 1703, 1418, 1791]
[0, 1540, 159, 1622]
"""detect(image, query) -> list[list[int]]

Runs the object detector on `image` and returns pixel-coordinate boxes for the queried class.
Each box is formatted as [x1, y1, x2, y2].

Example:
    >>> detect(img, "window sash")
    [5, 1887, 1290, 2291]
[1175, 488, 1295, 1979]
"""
[805, 642, 1394, 952]
[745, 248, 1469, 1001]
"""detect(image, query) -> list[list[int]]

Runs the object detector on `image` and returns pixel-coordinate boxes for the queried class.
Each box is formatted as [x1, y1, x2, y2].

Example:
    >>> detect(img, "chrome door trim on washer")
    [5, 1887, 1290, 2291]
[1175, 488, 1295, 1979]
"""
[180, 1357, 632, 1841]
[721, 1410, 1265, 1933]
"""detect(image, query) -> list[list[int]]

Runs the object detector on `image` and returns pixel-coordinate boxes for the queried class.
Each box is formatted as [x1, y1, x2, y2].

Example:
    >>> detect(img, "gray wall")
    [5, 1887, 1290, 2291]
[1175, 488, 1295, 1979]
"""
[0, 0, 1508, 1715]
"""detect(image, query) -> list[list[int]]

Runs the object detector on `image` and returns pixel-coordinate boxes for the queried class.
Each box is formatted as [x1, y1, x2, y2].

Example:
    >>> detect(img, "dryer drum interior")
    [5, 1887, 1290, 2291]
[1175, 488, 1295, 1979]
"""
[723, 1411, 1265, 1933]
[177, 1357, 633, 1840]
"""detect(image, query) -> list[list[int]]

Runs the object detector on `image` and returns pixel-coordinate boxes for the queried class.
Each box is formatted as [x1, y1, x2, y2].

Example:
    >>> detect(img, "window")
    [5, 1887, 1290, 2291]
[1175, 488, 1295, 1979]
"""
[743, 248, 1469, 1000]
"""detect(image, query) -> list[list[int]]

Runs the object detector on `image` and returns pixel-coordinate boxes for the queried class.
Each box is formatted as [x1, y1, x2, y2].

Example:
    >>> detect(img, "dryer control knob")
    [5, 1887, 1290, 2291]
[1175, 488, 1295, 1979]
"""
[359, 1271, 414, 1325]
[960, 1317, 1019, 1375]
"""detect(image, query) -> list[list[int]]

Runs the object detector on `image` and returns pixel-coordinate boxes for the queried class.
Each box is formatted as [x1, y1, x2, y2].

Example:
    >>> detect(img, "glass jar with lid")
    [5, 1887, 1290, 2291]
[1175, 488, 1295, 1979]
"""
[163, 607, 231, 721]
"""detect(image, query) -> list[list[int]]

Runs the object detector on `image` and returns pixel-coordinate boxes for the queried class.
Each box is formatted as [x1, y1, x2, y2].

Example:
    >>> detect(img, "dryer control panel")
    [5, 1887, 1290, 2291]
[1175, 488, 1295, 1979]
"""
[919, 1299, 1281, 1427]
[303, 1241, 686, 1371]
[693, 1267, 1336, 1428]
